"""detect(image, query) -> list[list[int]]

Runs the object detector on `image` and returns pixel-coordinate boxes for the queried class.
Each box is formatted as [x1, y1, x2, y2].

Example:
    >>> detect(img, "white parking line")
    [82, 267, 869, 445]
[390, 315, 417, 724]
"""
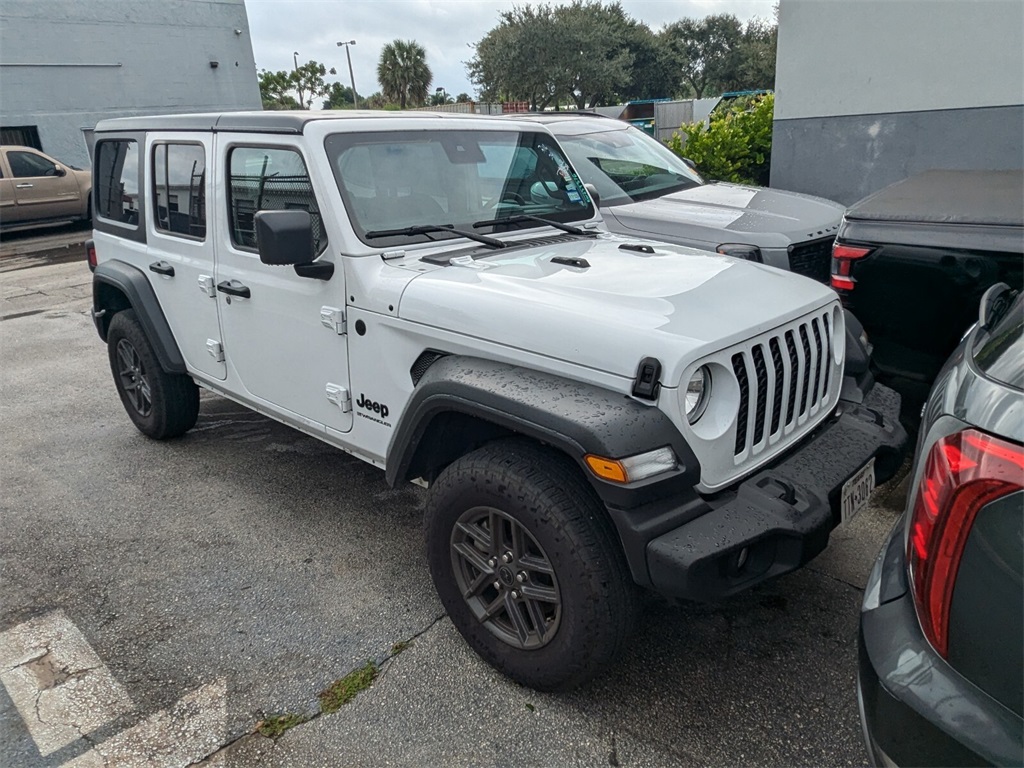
[1, 610, 227, 766]
[61, 679, 227, 768]
[0, 611, 133, 756]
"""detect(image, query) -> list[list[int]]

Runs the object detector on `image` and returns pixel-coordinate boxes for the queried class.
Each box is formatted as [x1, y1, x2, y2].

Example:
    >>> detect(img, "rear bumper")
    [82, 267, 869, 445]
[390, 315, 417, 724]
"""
[609, 382, 907, 600]
[858, 523, 1024, 767]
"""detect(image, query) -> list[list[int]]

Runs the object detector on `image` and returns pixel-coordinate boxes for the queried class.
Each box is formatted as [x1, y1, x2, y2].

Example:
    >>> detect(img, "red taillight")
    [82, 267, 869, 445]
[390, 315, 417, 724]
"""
[830, 243, 872, 291]
[86, 239, 97, 272]
[907, 429, 1024, 656]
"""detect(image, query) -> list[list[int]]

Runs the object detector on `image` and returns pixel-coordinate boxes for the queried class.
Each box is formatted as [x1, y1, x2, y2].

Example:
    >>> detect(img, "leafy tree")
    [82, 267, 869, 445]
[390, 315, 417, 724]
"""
[662, 14, 744, 99]
[429, 90, 454, 106]
[293, 60, 336, 109]
[377, 40, 432, 109]
[666, 93, 774, 185]
[455, 92, 471, 103]
[323, 82, 361, 110]
[735, 18, 778, 91]
[259, 70, 299, 110]
[469, 1, 643, 110]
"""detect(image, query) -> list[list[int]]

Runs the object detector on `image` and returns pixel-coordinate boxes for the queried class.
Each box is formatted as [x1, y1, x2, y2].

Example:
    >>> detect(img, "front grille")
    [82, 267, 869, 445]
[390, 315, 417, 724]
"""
[788, 237, 834, 283]
[731, 309, 836, 460]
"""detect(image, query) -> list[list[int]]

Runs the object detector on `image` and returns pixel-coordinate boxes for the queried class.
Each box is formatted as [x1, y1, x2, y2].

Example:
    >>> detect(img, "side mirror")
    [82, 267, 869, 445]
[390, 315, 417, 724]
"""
[254, 209, 315, 266]
[583, 182, 601, 208]
[979, 282, 1012, 331]
[681, 157, 697, 171]
[53, 165, 67, 177]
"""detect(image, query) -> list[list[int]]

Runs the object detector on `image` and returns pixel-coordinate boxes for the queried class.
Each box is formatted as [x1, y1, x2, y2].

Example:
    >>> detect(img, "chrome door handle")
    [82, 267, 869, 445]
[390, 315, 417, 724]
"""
[15, 183, 33, 188]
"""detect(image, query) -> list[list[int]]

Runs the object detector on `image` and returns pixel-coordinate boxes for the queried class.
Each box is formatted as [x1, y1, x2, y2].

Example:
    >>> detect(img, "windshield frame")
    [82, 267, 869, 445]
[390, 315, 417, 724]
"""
[324, 128, 596, 249]
[553, 123, 704, 208]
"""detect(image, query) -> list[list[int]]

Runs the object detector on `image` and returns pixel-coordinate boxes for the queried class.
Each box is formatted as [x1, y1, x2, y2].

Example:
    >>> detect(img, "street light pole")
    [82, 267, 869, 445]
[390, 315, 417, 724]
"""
[336, 40, 358, 110]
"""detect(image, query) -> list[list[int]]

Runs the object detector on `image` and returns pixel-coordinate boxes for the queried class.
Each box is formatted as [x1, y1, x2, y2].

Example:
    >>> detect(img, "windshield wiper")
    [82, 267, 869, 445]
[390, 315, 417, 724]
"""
[365, 224, 506, 249]
[472, 214, 590, 237]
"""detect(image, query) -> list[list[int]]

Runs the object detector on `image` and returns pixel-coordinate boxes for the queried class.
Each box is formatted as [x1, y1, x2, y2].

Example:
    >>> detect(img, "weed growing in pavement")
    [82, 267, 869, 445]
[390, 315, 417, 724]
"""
[257, 713, 309, 740]
[318, 661, 378, 713]
[390, 640, 412, 655]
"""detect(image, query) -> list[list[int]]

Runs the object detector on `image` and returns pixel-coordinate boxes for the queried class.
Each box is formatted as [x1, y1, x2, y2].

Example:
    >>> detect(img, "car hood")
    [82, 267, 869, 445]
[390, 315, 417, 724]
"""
[604, 183, 843, 249]
[398, 235, 837, 385]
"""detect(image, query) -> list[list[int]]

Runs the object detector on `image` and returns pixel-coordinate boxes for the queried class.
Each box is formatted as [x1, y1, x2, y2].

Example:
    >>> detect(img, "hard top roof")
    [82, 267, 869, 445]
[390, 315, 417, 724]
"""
[510, 112, 629, 136]
[93, 109, 536, 135]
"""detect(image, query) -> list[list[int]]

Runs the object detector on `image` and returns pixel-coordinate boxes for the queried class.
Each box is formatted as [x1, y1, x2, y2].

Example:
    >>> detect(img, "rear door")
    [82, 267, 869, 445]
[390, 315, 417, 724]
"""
[4, 147, 82, 221]
[144, 133, 225, 380]
[213, 135, 352, 433]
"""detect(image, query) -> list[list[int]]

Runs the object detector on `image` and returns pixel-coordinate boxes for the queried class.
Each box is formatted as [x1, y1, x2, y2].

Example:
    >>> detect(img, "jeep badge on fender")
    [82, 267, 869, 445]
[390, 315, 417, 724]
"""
[356, 394, 388, 419]
[88, 110, 906, 692]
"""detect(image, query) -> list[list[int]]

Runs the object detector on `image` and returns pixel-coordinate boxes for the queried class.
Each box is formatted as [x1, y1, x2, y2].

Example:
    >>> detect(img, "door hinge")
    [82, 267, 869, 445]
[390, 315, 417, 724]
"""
[206, 339, 224, 362]
[326, 383, 351, 412]
[320, 306, 346, 335]
[198, 275, 216, 297]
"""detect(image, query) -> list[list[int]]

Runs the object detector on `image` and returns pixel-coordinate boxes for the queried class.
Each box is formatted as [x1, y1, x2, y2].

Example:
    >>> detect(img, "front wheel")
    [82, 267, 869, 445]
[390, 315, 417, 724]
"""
[425, 440, 638, 690]
[107, 309, 199, 439]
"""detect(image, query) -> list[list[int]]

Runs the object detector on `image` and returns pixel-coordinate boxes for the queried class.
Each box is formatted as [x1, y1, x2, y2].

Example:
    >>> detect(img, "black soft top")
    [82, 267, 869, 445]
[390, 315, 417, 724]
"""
[846, 170, 1023, 228]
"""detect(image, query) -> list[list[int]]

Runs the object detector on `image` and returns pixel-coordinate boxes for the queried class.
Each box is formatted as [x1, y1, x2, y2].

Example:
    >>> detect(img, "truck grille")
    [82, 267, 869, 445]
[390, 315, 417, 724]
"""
[787, 237, 834, 283]
[730, 310, 835, 459]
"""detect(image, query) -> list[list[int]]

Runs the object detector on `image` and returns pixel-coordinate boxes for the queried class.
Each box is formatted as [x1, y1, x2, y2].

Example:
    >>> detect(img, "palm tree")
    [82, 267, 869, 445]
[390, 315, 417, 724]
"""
[377, 40, 432, 109]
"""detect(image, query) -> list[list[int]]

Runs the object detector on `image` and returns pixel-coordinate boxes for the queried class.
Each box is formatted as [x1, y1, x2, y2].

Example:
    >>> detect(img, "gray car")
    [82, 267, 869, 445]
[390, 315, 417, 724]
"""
[518, 114, 845, 282]
[858, 283, 1023, 766]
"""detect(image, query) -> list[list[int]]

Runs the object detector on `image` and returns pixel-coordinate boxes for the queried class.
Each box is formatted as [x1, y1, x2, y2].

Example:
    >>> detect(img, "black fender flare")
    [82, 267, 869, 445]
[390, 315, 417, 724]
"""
[385, 356, 701, 510]
[92, 259, 187, 374]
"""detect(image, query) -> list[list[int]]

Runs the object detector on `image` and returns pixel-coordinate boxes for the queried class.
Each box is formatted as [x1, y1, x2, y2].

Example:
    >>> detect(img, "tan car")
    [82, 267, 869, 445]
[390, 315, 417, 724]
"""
[0, 145, 92, 229]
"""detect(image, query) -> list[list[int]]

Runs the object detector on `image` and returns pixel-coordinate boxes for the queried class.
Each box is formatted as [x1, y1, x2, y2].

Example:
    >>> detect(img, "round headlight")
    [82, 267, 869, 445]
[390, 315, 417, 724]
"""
[684, 366, 711, 424]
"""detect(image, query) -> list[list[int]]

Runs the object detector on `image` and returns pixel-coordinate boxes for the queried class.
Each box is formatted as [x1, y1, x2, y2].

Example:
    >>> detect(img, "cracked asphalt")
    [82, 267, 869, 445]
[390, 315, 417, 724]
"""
[1, 254, 908, 766]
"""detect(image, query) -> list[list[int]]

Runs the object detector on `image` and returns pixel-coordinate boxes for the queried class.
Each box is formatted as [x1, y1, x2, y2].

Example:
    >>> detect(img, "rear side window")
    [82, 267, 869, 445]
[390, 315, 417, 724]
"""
[152, 143, 206, 240]
[95, 140, 140, 226]
[227, 146, 327, 253]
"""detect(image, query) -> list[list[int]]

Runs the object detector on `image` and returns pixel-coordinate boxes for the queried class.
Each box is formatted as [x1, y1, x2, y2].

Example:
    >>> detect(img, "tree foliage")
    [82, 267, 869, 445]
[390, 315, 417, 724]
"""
[258, 70, 299, 110]
[666, 93, 774, 185]
[323, 82, 361, 110]
[468, 5, 778, 106]
[258, 61, 336, 110]
[377, 40, 432, 109]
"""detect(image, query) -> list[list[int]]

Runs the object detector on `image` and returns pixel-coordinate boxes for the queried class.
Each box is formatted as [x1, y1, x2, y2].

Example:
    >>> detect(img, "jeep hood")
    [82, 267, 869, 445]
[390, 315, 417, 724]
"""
[603, 183, 843, 249]
[398, 236, 837, 385]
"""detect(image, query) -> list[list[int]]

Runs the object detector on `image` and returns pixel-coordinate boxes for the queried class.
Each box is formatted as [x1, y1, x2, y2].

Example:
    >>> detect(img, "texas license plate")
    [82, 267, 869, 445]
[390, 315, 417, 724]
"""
[841, 458, 876, 525]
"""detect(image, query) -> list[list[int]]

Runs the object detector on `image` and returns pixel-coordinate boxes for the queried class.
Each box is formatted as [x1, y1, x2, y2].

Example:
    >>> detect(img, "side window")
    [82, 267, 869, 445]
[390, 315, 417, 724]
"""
[8, 151, 56, 178]
[95, 140, 140, 226]
[227, 146, 327, 253]
[152, 143, 206, 239]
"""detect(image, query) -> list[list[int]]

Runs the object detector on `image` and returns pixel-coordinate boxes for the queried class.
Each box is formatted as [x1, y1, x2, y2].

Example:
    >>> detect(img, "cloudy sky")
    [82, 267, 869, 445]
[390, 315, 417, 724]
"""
[245, 0, 775, 103]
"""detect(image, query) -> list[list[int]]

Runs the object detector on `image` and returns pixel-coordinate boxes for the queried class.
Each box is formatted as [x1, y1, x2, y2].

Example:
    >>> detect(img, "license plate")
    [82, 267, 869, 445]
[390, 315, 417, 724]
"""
[841, 458, 876, 525]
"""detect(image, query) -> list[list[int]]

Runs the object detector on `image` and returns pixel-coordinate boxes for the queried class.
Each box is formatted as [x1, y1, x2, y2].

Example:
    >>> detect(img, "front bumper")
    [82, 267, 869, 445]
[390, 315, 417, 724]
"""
[858, 522, 1024, 767]
[608, 382, 907, 600]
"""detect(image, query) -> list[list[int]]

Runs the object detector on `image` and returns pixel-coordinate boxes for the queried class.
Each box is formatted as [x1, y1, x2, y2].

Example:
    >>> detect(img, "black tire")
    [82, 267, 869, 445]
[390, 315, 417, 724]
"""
[106, 309, 199, 439]
[425, 439, 638, 691]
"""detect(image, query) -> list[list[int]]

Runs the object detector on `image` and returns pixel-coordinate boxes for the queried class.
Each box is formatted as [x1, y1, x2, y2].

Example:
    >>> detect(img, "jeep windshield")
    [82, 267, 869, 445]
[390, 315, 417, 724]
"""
[551, 124, 703, 206]
[325, 130, 595, 248]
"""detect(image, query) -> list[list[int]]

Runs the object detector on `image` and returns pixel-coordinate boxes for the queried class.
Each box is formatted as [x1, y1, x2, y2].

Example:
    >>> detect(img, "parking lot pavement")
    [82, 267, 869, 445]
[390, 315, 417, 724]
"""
[1, 258, 904, 767]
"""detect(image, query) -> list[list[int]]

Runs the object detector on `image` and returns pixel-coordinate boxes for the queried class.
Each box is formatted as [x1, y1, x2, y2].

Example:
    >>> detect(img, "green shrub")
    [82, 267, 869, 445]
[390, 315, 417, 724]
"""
[666, 93, 774, 186]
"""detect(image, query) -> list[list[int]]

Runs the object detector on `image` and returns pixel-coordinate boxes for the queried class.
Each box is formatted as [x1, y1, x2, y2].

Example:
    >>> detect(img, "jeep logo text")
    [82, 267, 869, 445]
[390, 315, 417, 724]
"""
[356, 394, 389, 419]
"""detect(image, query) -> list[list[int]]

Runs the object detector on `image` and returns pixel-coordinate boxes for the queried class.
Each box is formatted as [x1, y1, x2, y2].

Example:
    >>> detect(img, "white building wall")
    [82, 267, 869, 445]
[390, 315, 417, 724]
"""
[771, 0, 1024, 204]
[0, 0, 261, 168]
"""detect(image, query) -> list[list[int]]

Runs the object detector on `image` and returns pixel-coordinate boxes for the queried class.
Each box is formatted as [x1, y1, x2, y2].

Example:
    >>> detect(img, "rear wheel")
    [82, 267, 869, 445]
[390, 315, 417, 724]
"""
[107, 309, 199, 439]
[425, 439, 638, 690]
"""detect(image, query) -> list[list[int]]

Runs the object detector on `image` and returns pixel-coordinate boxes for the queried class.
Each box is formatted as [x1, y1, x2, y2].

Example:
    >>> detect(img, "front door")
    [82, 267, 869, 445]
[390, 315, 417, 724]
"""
[143, 133, 225, 380]
[213, 136, 352, 433]
[4, 148, 81, 222]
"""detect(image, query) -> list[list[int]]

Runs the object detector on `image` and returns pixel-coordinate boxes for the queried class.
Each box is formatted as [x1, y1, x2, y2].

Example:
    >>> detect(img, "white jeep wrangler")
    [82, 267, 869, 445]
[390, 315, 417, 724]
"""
[87, 112, 905, 690]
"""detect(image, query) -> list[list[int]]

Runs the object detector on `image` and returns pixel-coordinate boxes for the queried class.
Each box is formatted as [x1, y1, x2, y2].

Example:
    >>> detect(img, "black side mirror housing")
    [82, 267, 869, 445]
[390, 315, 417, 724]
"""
[53, 165, 67, 177]
[254, 209, 315, 266]
[583, 183, 601, 208]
